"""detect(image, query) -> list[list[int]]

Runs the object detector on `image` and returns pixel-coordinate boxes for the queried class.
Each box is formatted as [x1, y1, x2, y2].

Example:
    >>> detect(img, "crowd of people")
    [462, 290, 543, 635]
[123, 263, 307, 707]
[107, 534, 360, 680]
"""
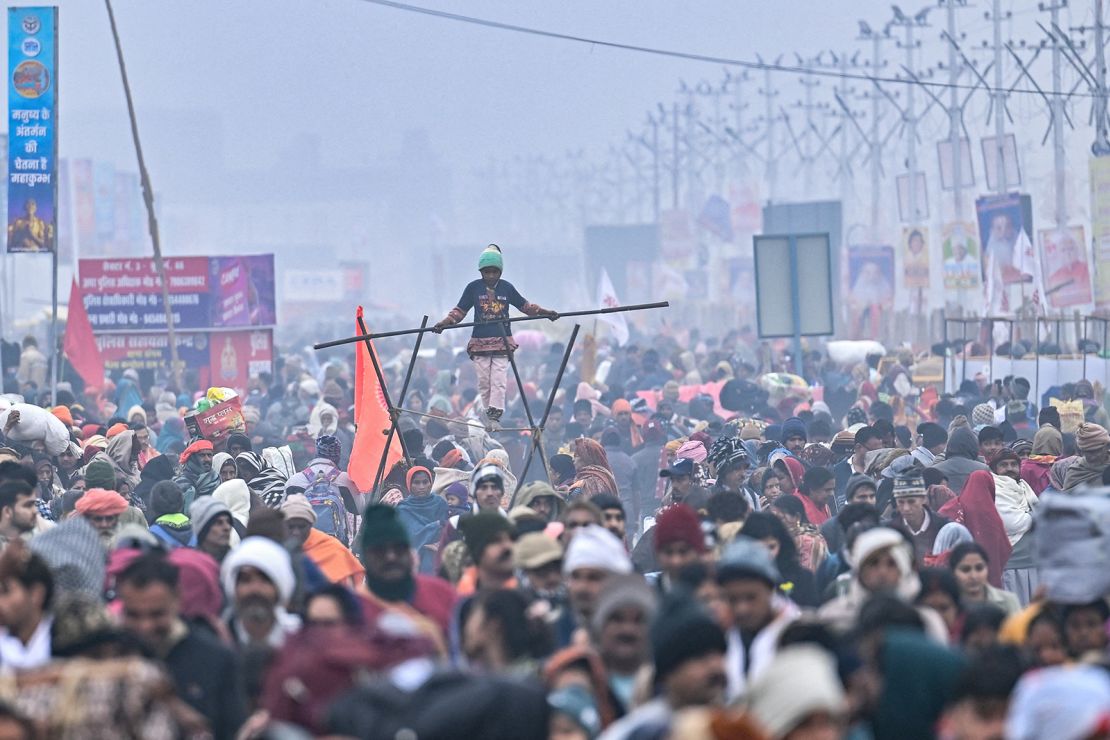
[1, 318, 1110, 739]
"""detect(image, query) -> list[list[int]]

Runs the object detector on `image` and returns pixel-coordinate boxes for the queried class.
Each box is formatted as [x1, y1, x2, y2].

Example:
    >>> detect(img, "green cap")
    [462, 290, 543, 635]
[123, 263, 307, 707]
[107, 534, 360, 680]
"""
[478, 243, 503, 271]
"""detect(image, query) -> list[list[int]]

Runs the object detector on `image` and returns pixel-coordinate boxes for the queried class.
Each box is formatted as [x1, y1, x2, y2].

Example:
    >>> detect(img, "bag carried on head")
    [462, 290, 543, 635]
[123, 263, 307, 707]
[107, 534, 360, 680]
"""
[304, 466, 349, 544]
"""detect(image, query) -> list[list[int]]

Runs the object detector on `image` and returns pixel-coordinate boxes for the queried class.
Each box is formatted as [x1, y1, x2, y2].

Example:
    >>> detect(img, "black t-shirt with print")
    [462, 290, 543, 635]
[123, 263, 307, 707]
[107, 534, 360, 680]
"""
[455, 279, 528, 339]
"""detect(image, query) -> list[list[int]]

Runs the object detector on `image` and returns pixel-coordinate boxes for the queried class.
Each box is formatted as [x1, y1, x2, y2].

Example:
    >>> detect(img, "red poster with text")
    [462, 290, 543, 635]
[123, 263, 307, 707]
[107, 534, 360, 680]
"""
[208, 329, 274, 395]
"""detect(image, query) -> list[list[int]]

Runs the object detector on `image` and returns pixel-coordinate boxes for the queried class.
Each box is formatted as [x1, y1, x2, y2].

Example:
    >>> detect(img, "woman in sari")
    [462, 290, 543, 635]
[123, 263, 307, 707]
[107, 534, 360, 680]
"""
[570, 437, 619, 499]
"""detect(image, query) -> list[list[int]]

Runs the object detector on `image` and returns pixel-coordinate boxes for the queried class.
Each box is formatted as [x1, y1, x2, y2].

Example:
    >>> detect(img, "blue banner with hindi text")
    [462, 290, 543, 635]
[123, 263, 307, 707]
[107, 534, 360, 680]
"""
[7, 7, 56, 253]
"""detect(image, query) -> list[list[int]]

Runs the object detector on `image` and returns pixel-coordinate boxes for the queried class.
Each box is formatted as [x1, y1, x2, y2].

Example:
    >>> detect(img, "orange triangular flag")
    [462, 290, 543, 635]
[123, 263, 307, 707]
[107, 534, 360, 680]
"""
[348, 306, 403, 493]
[64, 278, 105, 390]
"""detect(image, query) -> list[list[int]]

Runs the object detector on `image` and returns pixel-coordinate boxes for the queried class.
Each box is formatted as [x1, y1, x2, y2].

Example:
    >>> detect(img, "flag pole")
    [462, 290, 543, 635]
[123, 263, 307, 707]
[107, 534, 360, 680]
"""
[104, 0, 182, 391]
[355, 311, 412, 490]
[510, 323, 580, 506]
[368, 315, 426, 494]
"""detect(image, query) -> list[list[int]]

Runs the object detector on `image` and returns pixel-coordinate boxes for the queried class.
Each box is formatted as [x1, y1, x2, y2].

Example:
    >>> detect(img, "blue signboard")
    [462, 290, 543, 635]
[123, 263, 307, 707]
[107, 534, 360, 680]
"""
[7, 7, 56, 253]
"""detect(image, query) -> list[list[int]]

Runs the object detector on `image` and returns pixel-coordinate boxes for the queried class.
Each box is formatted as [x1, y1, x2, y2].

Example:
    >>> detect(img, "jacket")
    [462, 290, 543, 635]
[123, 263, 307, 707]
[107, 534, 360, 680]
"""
[725, 598, 799, 700]
[929, 426, 989, 495]
[164, 625, 246, 740]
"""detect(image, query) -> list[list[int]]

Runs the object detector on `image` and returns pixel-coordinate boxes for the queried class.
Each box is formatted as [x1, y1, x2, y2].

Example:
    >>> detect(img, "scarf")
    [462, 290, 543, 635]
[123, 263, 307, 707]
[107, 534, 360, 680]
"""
[1062, 454, 1109, 491]
[1049, 455, 1076, 490]
[396, 494, 449, 574]
[992, 473, 1037, 546]
[236, 451, 288, 508]
[307, 401, 339, 438]
[573, 465, 620, 500]
[938, 470, 1011, 587]
[302, 528, 364, 584]
[105, 430, 140, 491]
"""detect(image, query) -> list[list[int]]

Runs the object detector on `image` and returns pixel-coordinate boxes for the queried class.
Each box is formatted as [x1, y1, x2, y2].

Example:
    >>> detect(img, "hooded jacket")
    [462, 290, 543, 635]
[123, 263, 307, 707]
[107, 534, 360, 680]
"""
[929, 426, 989, 495]
[820, 474, 876, 554]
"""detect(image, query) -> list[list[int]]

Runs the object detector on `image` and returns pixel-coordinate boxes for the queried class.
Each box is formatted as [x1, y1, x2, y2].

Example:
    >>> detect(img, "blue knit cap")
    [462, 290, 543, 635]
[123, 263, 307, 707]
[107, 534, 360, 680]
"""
[781, 416, 807, 444]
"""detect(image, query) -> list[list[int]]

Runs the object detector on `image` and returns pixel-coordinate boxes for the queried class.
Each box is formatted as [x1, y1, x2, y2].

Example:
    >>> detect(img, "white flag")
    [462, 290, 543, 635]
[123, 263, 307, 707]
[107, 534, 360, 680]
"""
[596, 268, 629, 346]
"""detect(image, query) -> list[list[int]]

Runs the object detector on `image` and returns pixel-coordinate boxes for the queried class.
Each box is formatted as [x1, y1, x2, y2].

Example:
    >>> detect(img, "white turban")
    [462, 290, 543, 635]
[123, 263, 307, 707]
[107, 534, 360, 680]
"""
[562, 524, 632, 576]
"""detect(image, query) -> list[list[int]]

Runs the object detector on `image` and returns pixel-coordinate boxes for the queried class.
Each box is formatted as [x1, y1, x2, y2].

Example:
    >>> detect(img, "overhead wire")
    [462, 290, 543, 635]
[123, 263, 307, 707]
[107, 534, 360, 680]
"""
[355, 0, 1102, 99]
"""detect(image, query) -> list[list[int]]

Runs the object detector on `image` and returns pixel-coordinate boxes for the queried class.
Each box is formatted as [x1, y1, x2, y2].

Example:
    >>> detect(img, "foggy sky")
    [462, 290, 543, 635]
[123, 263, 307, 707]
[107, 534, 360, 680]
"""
[6, 0, 1095, 329]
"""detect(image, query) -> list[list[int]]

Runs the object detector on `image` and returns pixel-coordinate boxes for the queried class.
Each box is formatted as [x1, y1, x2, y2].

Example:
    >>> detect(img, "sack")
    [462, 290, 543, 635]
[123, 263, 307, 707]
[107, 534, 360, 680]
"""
[304, 466, 349, 544]
[1035, 491, 1110, 604]
[0, 403, 71, 455]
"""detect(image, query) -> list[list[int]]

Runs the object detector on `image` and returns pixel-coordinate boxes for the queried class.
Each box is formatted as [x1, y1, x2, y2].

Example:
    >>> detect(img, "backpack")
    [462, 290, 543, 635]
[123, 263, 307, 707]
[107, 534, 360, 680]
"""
[304, 467, 349, 544]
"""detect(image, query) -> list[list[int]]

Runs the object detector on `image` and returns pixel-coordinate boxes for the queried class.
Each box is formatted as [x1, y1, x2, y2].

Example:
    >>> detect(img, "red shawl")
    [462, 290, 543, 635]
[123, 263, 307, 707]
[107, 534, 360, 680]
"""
[777, 456, 806, 492]
[938, 469, 1012, 588]
[792, 490, 830, 527]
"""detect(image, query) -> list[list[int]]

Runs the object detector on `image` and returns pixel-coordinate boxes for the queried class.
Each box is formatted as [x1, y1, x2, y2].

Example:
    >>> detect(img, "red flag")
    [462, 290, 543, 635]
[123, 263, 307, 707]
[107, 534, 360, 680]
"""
[63, 278, 104, 390]
[348, 306, 402, 492]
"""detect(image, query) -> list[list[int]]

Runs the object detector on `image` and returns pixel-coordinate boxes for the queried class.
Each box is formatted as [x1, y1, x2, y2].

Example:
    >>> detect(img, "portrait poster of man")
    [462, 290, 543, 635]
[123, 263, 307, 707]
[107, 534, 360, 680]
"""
[942, 222, 981, 291]
[902, 226, 930, 290]
[975, 193, 1034, 286]
[847, 244, 894, 339]
[1040, 226, 1092, 308]
[976, 193, 1035, 313]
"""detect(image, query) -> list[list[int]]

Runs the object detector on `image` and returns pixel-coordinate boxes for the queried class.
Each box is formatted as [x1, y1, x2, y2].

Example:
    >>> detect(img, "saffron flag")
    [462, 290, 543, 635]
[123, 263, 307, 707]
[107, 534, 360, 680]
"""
[596, 268, 629, 346]
[63, 278, 104, 390]
[348, 306, 402, 493]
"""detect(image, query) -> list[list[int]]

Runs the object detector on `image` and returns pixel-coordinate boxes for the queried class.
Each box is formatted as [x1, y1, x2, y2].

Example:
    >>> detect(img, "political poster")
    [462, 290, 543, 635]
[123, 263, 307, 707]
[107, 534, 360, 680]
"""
[95, 328, 273, 394]
[80, 256, 212, 331]
[942, 222, 981, 291]
[846, 245, 894, 339]
[902, 227, 930, 290]
[1090, 156, 1110, 308]
[7, 7, 57, 253]
[95, 332, 211, 378]
[80, 255, 276, 331]
[1040, 226, 1092, 308]
[210, 255, 276, 327]
[975, 193, 1035, 286]
[208, 329, 273, 393]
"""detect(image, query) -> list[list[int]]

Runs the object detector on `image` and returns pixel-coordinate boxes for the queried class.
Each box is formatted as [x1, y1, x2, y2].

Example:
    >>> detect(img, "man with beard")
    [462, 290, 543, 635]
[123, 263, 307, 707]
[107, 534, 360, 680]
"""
[117, 553, 245, 740]
[515, 532, 574, 647]
[358, 505, 456, 640]
[599, 595, 727, 738]
[221, 536, 300, 650]
[988, 449, 1039, 605]
[563, 524, 633, 635]
[781, 417, 807, 455]
[0, 481, 38, 549]
[173, 440, 219, 509]
[547, 573, 657, 731]
[457, 512, 516, 595]
[587, 495, 625, 544]
[74, 488, 128, 546]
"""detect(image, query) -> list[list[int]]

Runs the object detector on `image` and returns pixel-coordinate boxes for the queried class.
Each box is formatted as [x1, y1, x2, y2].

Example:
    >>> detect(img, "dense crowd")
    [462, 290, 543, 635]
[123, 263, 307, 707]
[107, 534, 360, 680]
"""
[1, 320, 1110, 739]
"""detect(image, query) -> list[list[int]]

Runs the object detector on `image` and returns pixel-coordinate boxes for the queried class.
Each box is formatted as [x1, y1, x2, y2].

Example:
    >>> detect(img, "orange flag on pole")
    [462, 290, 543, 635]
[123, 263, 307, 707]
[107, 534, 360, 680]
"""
[63, 278, 105, 390]
[348, 306, 402, 493]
